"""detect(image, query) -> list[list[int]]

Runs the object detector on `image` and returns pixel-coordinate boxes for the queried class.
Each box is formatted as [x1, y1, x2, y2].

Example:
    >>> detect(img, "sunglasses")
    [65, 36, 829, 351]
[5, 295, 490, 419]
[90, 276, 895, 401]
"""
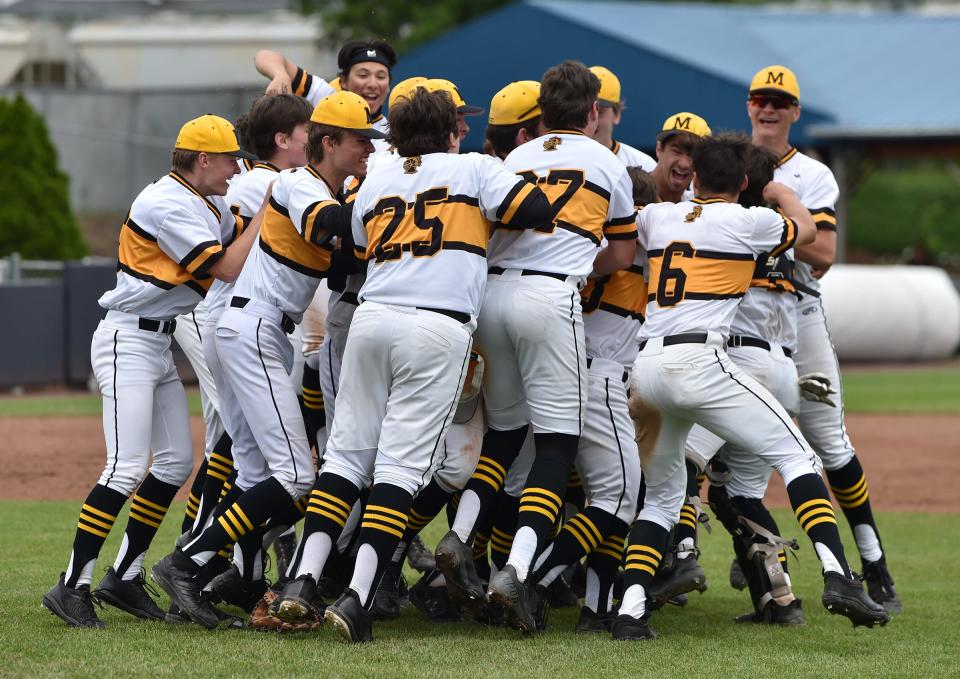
[749, 95, 795, 110]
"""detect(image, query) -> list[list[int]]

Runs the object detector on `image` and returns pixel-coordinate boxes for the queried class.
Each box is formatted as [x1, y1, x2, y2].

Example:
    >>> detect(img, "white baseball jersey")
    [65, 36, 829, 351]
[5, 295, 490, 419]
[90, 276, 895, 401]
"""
[99, 172, 241, 320]
[231, 165, 337, 323]
[612, 140, 657, 173]
[637, 198, 797, 340]
[773, 148, 838, 294]
[204, 162, 279, 315]
[353, 151, 535, 316]
[729, 252, 799, 351]
[581, 249, 647, 369]
[490, 131, 636, 277]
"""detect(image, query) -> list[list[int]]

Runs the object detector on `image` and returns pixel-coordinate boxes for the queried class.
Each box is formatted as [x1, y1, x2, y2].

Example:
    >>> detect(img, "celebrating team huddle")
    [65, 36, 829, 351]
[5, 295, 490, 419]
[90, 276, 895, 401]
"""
[42, 39, 902, 644]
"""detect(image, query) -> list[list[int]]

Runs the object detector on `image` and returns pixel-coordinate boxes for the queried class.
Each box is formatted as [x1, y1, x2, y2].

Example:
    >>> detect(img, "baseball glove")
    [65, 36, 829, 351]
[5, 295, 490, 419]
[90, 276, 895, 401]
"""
[798, 372, 836, 407]
[249, 590, 323, 633]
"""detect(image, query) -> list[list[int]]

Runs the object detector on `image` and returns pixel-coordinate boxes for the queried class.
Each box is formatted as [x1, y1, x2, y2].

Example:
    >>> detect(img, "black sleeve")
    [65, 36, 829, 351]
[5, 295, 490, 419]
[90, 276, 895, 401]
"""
[507, 185, 551, 231]
[307, 203, 354, 245]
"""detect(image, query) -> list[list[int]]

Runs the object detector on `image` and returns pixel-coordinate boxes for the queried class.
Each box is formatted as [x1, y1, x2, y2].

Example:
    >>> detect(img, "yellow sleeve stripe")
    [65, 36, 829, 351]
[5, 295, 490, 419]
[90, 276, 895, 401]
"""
[499, 182, 535, 225]
[770, 216, 797, 258]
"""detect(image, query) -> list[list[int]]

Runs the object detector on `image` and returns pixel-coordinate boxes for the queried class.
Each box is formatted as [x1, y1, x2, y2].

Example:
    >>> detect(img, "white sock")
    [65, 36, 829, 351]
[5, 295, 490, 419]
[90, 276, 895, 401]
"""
[296, 532, 332, 579]
[537, 564, 566, 588]
[677, 537, 696, 559]
[619, 584, 647, 618]
[66, 554, 97, 588]
[853, 524, 883, 563]
[233, 544, 244, 577]
[335, 502, 362, 553]
[451, 490, 482, 543]
[584, 567, 600, 612]
[119, 553, 146, 581]
[532, 543, 553, 572]
[350, 543, 379, 607]
[815, 542, 844, 575]
[505, 526, 537, 581]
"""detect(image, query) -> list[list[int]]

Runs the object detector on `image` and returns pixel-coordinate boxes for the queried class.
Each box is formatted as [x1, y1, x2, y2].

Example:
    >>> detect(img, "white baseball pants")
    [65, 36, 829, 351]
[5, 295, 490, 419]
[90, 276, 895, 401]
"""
[174, 301, 224, 457]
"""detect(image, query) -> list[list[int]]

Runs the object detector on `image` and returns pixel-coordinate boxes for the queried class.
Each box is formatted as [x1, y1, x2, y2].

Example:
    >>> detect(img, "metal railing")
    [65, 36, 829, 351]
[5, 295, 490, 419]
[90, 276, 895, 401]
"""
[0, 254, 113, 284]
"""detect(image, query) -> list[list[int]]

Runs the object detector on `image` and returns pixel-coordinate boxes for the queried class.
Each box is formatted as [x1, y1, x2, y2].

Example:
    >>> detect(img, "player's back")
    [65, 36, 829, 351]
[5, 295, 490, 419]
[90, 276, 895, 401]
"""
[639, 198, 796, 340]
[354, 151, 530, 317]
[729, 252, 799, 351]
[490, 131, 635, 278]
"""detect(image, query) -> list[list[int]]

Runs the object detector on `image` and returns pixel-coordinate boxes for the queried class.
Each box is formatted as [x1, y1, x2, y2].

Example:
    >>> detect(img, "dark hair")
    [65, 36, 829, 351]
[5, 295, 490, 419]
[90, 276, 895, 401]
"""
[235, 94, 312, 160]
[171, 149, 200, 173]
[539, 60, 600, 131]
[337, 40, 397, 75]
[657, 131, 701, 157]
[626, 166, 659, 207]
[388, 88, 458, 157]
[692, 131, 751, 196]
[485, 116, 542, 159]
[739, 144, 779, 208]
[305, 123, 346, 165]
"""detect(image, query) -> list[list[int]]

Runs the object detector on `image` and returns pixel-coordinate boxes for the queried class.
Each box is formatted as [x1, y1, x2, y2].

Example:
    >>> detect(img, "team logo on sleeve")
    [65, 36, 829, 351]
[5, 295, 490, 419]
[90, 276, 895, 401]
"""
[403, 156, 422, 174]
[543, 136, 562, 151]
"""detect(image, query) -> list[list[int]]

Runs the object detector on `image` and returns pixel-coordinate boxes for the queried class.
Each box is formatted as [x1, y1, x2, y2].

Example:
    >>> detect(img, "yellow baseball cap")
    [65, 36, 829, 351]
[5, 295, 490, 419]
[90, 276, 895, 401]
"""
[175, 114, 256, 159]
[388, 76, 428, 110]
[310, 91, 387, 139]
[749, 65, 800, 103]
[488, 80, 541, 126]
[657, 112, 712, 142]
[329, 76, 343, 92]
[589, 65, 621, 108]
[422, 78, 485, 116]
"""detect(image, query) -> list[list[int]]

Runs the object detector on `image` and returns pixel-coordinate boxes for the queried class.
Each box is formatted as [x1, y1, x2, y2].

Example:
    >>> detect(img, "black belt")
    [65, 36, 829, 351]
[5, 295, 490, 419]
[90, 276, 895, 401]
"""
[728, 335, 793, 358]
[418, 306, 471, 324]
[138, 318, 177, 334]
[488, 266, 569, 282]
[586, 357, 628, 383]
[230, 296, 295, 334]
[638, 332, 708, 352]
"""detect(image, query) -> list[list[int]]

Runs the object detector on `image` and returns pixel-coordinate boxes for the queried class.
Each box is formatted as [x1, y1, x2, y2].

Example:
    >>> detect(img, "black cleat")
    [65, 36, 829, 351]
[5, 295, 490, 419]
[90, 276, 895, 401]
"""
[822, 572, 890, 628]
[164, 602, 190, 625]
[272, 573, 322, 624]
[862, 556, 902, 614]
[370, 562, 404, 620]
[409, 573, 461, 622]
[434, 531, 486, 613]
[734, 598, 805, 626]
[611, 613, 657, 640]
[487, 565, 537, 634]
[648, 553, 707, 606]
[272, 531, 297, 579]
[406, 534, 436, 573]
[546, 575, 580, 608]
[325, 589, 373, 643]
[729, 557, 748, 591]
[151, 549, 219, 630]
[667, 594, 688, 608]
[94, 567, 165, 620]
[208, 565, 268, 613]
[42, 573, 105, 628]
[575, 606, 615, 634]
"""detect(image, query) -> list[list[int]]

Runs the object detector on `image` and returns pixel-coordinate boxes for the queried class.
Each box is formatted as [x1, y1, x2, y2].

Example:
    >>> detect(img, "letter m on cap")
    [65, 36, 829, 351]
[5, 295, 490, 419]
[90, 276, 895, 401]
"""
[766, 71, 784, 85]
[367, 49, 377, 57]
[673, 116, 691, 130]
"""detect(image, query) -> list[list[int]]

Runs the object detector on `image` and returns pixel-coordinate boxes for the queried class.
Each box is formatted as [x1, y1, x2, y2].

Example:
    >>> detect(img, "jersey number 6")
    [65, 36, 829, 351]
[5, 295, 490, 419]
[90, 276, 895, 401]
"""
[656, 242, 693, 307]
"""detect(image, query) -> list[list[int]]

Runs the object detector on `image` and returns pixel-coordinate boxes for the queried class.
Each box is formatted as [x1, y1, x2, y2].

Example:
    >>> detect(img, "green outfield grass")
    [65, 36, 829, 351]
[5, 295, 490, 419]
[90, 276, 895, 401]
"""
[2, 363, 958, 418]
[1, 501, 954, 678]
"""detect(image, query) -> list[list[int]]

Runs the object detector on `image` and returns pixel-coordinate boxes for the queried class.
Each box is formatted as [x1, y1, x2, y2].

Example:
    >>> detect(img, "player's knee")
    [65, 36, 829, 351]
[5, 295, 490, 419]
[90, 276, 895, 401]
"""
[820, 448, 854, 472]
[373, 463, 423, 497]
[636, 504, 678, 532]
[432, 463, 470, 493]
[319, 459, 372, 495]
[150, 458, 193, 488]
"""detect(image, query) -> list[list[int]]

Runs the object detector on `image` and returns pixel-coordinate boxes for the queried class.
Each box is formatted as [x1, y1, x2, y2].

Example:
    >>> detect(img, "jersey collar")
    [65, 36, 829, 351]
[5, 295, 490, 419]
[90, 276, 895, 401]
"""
[168, 171, 222, 221]
[253, 161, 280, 173]
[777, 147, 798, 166]
[548, 129, 585, 137]
[305, 164, 340, 200]
[610, 140, 621, 155]
[691, 196, 729, 204]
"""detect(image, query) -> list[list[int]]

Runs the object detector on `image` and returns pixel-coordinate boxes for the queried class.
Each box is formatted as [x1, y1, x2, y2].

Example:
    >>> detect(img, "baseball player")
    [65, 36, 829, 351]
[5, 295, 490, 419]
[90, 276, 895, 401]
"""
[614, 132, 888, 641]
[589, 66, 657, 172]
[266, 87, 548, 643]
[746, 65, 900, 613]
[151, 91, 383, 630]
[42, 115, 259, 628]
[484, 80, 546, 160]
[435, 61, 637, 631]
[649, 112, 712, 203]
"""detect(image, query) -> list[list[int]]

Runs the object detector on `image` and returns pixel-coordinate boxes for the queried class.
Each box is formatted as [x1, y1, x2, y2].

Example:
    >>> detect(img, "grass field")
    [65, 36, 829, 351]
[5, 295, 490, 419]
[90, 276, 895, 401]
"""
[1, 364, 958, 418]
[1, 502, 955, 678]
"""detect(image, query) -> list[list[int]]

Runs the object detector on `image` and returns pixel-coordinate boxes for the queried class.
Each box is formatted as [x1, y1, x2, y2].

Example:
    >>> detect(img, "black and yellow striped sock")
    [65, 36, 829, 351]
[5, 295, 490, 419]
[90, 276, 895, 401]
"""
[188, 432, 234, 537]
[565, 468, 586, 513]
[787, 473, 850, 577]
[473, 531, 492, 582]
[533, 506, 619, 586]
[402, 478, 452, 544]
[301, 364, 325, 444]
[490, 492, 520, 571]
[826, 456, 884, 561]
[180, 459, 206, 534]
[285, 473, 360, 579]
[584, 529, 626, 614]
[622, 520, 670, 592]
[675, 459, 702, 547]
[113, 474, 179, 580]
[351, 483, 413, 609]
[64, 484, 128, 588]
[729, 495, 790, 574]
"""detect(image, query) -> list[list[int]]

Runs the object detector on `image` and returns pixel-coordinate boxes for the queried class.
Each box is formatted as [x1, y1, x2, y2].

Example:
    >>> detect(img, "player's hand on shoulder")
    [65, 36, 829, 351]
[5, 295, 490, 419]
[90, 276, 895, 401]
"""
[762, 180, 796, 205]
[266, 75, 292, 96]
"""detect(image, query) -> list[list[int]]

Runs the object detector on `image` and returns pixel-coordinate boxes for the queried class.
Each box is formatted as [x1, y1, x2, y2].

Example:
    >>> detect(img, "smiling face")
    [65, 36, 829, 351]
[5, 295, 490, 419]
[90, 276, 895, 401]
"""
[747, 94, 800, 149]
[330, 132, 376, 178]
[341, 62, 390, 113]
[655, 136, 695, 196]
[198, 152, 241, 195]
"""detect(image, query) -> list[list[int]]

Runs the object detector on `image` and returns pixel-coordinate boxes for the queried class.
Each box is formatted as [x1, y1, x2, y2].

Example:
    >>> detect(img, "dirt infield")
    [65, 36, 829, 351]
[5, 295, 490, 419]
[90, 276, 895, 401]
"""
[0, 413, 956, 511]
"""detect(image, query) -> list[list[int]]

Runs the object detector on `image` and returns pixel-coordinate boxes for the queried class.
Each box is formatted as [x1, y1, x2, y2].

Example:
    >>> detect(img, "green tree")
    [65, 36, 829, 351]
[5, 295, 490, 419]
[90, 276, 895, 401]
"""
[0, 94, 86, 259]
[297, 0, 513, 52]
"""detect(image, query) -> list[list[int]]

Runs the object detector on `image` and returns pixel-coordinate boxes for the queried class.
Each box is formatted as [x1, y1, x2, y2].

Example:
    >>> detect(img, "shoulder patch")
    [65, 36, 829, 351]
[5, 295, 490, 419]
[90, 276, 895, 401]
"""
[403, 156, 422, 174]
[543, 136, 562, 151]
[684, 205, 702, 222]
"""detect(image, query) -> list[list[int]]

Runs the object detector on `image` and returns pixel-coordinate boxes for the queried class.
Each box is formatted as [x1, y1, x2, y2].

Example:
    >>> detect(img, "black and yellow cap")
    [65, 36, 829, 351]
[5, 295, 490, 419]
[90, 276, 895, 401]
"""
[589, 65, 621, 108]
[488, 80, 541, 126]
[175, 114, 256, 160]
[310, 91, 387, 139]
[388, 76, 428, 110]
[423, 78, 485, 116]
[749, 65, 800, 103]
[657, 112, 712, 142]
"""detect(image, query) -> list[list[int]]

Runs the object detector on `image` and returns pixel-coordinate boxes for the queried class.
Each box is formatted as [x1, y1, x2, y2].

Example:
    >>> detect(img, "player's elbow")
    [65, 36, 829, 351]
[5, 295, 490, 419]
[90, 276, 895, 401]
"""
[208, 258, 240, 284]
[795, 218, 817, 247]
[508, 188, 551, 230]
[608, 239, 637, 271]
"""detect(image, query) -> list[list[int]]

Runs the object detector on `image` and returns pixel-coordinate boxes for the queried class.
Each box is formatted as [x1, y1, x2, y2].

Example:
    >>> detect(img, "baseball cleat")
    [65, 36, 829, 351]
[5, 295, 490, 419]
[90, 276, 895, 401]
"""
[208, 565, 268, 613]
[546, 575, 580, 608]
[272, 573, 321, 624]
[370, 562, 404, 620]
[42, 573, 105, 628]
[611, 613, 657, 641]
[164, 602, 191, 625]
[272, 532, 297, 579]
[861, 556, 902, 614]
[409, 573, 461, 622]
[487, 565, 539, 634]
[575, 606, 615, 634]
[324, 589, 373, 643]
[151, 549, 219, 630]
[406, 534, 437, 573]
[729, 557, 748, 591]
[434, 531, 486, 611]
[821, 571, 890, 628]
[648, 552, 708, 605]
[94, 567, 165, 620]
[734, 598, 805, 626]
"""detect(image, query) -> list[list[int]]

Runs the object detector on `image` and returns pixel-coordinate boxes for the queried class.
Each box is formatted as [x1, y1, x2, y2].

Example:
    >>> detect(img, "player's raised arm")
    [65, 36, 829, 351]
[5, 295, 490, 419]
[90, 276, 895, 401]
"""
[763, 181, 815, 246]
[254, 50, 298, 95]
